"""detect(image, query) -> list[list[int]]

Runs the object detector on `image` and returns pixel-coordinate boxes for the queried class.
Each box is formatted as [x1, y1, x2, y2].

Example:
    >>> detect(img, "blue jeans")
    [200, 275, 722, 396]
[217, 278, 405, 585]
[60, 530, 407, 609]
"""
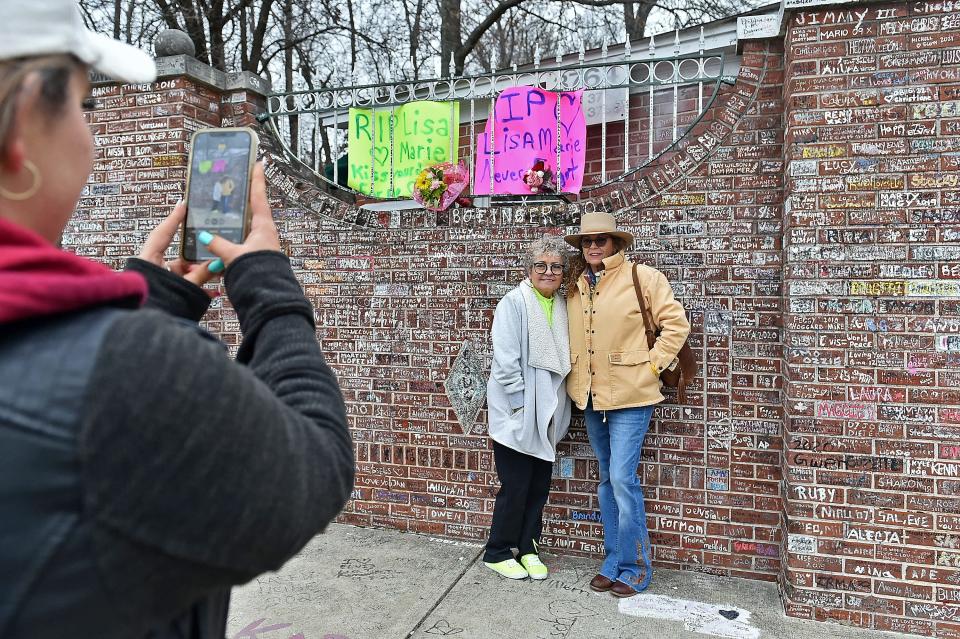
[584, 401, 655, 591]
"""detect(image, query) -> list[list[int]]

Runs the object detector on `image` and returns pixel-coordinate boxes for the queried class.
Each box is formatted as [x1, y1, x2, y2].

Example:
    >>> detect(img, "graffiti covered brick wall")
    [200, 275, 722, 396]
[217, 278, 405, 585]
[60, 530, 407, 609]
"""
[66, 3, 960, 633]
[781, 1, 960, 635]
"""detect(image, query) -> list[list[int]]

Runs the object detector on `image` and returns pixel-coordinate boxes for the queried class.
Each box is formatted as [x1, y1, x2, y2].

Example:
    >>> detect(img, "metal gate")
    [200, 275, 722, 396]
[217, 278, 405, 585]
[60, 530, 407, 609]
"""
[262, 28, 733, 203]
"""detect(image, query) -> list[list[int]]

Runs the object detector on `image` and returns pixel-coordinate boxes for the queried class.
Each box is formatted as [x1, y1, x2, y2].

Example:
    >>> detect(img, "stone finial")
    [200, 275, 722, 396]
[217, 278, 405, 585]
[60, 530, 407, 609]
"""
[154, 29, 196, 58]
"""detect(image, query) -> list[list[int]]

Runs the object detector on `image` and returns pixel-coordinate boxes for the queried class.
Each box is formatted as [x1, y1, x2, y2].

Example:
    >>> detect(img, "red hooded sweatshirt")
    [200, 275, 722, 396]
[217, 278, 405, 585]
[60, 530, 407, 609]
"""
[0, 217, 147, 323]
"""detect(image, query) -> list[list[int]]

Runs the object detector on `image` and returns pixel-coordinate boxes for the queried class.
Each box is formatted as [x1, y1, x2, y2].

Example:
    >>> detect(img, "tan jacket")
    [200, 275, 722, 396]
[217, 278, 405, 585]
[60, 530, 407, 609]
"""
[566, 252, 691, 410]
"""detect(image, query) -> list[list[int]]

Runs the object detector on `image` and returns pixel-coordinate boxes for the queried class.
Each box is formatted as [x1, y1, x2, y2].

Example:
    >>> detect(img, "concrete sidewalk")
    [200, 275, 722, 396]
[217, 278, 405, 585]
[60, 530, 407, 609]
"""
[226, 524, 915, 639]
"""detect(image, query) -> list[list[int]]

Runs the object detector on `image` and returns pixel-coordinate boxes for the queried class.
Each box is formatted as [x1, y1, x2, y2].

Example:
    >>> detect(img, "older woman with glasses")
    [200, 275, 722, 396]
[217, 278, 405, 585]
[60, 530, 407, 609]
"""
[483, 235, 572, 581]
[563, 212, 690, 598]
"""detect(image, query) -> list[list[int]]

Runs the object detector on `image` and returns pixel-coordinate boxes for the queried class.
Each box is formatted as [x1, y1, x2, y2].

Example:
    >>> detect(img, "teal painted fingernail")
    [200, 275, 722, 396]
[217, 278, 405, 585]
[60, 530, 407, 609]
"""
[198, 231, 214, 245]
[208, 258, 224, 273]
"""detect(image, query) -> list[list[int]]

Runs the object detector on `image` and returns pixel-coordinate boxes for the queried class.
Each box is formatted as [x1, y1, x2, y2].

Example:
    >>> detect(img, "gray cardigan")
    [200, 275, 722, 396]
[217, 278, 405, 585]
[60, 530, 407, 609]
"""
[486, 280, 571, 461]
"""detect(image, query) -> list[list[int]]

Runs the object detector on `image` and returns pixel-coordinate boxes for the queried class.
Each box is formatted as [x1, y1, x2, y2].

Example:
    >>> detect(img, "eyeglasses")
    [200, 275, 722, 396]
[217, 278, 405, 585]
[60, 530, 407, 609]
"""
[580, 235, 611, 249]
[533, 262, 564, 275]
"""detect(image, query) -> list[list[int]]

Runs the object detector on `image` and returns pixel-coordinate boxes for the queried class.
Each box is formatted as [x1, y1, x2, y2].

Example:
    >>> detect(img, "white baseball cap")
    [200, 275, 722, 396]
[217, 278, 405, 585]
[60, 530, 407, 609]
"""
[0, 0, 156, 83]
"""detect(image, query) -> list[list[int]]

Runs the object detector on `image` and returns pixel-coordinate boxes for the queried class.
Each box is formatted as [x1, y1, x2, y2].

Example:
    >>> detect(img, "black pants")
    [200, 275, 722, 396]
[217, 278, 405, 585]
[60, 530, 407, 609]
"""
[483, 441, 554, 562]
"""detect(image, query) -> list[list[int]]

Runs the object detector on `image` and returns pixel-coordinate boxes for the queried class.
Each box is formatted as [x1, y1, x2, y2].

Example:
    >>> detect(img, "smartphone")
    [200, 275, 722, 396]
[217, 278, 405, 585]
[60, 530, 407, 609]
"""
[181, 127, 259, 261]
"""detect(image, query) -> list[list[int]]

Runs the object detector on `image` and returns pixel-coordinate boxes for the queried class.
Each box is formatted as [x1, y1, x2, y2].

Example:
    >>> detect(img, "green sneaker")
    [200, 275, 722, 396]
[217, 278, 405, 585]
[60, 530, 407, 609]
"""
[484, 558, 528, 580]
[519, 554, 548, 580]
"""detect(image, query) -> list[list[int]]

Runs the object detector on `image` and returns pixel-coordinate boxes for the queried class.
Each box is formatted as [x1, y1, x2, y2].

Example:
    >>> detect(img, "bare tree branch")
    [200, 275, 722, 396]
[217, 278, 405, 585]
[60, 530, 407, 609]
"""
[453, 0, 524, 73]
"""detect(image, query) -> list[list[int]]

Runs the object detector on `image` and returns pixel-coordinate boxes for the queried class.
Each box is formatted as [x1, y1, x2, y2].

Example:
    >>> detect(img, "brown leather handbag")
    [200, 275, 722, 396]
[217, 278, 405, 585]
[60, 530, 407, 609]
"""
[632, 264, 697, 403]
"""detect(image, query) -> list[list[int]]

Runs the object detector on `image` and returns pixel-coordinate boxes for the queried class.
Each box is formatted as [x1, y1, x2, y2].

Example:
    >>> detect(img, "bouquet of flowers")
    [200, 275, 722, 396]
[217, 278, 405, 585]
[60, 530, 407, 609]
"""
[412, 161, 469, 211]
[523, 159, 555, 194]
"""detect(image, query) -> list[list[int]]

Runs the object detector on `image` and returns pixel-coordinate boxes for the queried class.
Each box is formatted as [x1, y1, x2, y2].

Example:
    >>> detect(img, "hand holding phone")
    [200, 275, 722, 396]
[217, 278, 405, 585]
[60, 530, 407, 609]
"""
[181, 127, 259, 261]
[138, 201, 222, 291]
[189, 161, 281, 267]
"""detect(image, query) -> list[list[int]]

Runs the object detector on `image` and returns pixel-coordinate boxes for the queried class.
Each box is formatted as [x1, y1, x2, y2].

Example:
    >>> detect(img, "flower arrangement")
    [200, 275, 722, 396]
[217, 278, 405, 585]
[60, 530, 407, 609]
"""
[523, 159, 555, 194]
[414, 166, 446, 207]
[412, 161, 469, 211]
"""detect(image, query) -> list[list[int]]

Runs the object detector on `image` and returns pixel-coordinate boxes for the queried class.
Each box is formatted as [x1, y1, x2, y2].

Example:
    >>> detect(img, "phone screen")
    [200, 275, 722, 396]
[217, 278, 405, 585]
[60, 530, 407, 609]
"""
[183, 130, 253, 261]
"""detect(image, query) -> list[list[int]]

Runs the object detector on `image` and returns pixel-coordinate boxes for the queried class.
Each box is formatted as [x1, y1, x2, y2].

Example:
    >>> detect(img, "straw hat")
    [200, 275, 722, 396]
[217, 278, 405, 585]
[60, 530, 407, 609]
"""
[564, 212, 634, 248]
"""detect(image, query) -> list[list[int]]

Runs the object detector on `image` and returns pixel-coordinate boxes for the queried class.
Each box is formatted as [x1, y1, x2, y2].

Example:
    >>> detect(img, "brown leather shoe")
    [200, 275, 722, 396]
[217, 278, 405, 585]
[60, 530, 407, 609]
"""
[589, 574, 614, 592]
[610, 580, 639, 598]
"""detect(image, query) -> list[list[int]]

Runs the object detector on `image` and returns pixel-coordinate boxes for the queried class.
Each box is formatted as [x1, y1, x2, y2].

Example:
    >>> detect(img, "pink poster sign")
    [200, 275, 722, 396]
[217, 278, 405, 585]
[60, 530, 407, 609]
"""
[473, 86, 586, 195]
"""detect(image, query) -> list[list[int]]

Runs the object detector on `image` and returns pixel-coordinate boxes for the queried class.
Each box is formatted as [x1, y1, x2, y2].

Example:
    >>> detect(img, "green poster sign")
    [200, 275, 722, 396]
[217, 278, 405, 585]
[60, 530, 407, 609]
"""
[348, 101, 460, 198]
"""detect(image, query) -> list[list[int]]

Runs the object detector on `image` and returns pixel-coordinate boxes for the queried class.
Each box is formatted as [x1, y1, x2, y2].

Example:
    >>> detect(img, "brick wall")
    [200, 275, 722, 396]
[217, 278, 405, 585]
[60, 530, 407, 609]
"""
[66, 5, 960, 633]
[780, 1, 960, 635]
[244, 41, 785, 576]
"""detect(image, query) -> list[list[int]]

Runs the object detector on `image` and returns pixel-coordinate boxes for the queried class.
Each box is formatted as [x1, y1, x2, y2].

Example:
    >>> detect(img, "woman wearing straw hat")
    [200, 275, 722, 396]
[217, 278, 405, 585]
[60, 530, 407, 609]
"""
[563, 211, 690, 597]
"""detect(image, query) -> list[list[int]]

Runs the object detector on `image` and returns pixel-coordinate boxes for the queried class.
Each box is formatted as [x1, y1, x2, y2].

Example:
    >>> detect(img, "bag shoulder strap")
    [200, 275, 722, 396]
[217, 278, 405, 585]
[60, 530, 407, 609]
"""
[632, 263, 657, 344]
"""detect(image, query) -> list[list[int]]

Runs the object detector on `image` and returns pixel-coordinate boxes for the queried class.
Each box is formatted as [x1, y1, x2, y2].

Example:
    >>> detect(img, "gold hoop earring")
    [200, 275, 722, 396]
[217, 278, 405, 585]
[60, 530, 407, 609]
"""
[0, 160, 41, 201]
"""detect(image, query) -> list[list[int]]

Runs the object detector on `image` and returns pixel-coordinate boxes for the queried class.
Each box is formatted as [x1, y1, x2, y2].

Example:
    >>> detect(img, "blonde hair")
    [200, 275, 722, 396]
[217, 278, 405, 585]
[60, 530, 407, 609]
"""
[0, 55, 82, 155]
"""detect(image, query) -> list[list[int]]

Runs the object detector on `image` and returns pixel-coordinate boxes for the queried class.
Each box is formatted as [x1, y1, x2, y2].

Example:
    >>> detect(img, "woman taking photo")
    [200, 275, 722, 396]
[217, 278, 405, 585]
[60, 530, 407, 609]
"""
[564, 212, 690, 598]
[0, 2, 354, 637]
[484, 235, 571, 581]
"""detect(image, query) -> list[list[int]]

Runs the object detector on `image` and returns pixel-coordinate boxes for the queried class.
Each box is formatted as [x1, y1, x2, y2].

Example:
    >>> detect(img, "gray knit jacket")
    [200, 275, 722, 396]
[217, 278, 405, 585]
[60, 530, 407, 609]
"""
[0, 251, 354, 639]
